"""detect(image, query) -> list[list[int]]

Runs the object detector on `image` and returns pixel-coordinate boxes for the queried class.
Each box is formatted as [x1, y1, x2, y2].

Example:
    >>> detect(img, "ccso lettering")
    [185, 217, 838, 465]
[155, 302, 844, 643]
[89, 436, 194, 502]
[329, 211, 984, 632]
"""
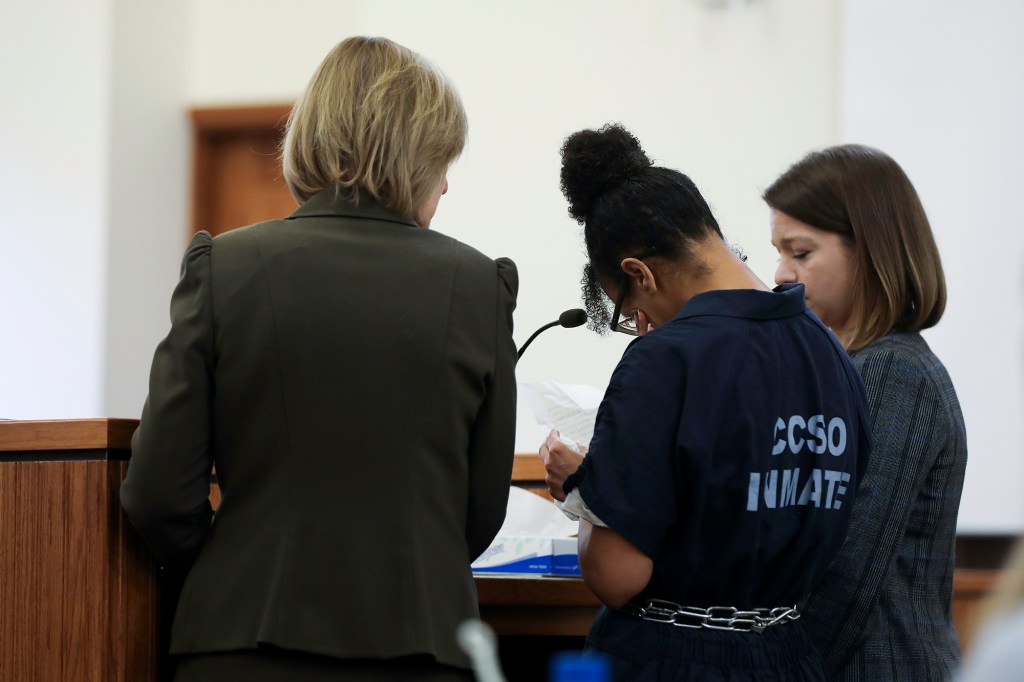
[772, 415, 847, 457]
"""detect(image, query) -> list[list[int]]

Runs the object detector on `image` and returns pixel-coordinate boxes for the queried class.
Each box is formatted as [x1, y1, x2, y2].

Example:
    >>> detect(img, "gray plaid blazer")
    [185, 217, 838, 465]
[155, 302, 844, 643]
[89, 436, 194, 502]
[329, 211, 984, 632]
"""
[800, 332, 967, 681]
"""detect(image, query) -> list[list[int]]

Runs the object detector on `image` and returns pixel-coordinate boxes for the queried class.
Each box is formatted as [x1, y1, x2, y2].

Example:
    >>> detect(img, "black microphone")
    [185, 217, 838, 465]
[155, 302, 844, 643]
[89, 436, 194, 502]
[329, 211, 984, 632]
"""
[517, 308, 588, 361]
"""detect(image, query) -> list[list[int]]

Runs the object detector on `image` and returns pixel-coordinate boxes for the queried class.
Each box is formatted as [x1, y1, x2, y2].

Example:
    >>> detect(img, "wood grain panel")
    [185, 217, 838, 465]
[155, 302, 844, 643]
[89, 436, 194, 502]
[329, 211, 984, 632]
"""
[0, 458, 158, 681]
[2, 463, 67, 681]
[511, 453, 552, 500]
[511, 453, 547, 482]
[476, 568, 599, 637]
[476, 577, 598, 637]
[476, 575, 597, 607]
[0, 418, 137, 452]
[0, 462, 12, 677]
[63, 462, 106, 681]
[107, 461, 161, 682]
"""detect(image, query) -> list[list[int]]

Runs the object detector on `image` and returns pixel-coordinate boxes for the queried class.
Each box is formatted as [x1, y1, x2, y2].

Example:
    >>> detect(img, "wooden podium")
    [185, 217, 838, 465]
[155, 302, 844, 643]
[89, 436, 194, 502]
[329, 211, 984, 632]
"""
[0, 418, 999, 681]
[0, 419, 160, 682]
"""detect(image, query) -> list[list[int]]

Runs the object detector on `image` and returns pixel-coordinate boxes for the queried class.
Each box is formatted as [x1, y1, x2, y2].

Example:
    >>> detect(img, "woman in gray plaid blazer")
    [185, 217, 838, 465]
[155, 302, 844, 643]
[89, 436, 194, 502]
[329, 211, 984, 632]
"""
[765, 145, 967, 681]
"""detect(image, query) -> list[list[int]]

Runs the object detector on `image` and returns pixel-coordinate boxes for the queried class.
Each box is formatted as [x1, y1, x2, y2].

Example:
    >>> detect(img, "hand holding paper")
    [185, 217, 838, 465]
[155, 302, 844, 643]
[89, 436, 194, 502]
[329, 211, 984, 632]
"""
[520, 381, 603, 501]
[539, 430, 585, 501]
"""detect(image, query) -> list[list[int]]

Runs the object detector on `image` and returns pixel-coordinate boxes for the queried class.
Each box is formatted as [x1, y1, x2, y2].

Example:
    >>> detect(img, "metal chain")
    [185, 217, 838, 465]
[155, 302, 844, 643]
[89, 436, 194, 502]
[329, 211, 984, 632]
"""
[622, 599, 800, 634]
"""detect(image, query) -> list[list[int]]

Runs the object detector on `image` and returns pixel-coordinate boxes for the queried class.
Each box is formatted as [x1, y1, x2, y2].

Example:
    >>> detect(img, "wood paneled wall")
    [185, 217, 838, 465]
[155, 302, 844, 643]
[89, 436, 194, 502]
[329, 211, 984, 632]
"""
[0, 459, 159, 682]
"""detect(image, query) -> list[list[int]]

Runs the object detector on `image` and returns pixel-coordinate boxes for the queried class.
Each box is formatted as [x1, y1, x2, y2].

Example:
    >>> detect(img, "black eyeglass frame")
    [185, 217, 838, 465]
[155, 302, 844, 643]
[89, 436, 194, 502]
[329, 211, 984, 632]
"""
[605, 249, 659, 336]
[609, 270, 640, 336]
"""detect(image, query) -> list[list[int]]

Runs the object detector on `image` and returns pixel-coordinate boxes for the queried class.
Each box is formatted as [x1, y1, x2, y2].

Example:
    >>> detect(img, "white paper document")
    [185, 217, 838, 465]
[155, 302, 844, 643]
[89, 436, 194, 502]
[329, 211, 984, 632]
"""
[518, 381, 605, 450]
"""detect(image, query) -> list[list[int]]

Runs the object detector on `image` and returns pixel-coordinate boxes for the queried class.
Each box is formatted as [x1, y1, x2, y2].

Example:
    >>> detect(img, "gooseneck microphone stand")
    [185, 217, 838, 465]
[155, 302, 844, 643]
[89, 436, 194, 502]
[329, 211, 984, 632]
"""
[516, 308, 588, 361]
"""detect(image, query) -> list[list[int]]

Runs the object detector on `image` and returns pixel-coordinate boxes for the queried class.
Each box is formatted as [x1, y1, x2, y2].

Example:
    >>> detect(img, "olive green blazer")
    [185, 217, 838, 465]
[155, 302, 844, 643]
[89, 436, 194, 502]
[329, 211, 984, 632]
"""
[121, 188, 518, 669]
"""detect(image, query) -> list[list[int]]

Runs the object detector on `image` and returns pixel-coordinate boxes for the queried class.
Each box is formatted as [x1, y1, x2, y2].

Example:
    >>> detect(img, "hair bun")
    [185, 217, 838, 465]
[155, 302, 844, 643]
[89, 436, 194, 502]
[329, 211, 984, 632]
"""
[560, 123, 652, 223]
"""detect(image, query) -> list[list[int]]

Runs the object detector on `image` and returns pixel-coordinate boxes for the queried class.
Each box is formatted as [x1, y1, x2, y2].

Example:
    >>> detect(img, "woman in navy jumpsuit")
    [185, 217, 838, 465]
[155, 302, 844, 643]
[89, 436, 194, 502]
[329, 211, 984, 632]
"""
[540, 124, 870, 681]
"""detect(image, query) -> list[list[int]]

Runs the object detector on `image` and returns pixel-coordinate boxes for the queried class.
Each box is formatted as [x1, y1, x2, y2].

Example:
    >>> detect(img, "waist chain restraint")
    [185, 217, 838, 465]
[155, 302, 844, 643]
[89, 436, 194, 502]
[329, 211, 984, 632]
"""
[620, 599, 800, 634]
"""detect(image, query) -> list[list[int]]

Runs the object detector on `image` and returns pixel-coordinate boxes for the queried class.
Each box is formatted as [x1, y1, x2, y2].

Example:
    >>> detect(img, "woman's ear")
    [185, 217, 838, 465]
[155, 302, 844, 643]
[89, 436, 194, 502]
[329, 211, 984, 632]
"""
[620, 258, 657, 294]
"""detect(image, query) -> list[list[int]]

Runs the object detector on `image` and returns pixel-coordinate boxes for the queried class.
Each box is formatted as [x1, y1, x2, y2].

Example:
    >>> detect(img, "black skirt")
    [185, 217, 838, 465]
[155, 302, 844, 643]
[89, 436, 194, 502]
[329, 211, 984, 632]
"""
[585, 606, 826, 682]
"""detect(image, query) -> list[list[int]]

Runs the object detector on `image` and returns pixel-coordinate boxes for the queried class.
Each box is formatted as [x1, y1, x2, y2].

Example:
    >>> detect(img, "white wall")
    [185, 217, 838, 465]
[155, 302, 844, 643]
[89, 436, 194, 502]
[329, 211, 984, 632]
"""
[10, 0, 1015, 532]
[0, 0, 112, 419]
[840, 0, 1024, 532]
[186, 0, 841, 452]
[0, 0, 189, 420]
[103, 0, 190, 418]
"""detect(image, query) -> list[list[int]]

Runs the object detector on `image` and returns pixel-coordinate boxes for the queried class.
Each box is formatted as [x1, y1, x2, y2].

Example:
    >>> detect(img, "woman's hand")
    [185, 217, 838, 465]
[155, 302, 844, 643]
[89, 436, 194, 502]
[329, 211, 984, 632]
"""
[538, 430, 586, 501]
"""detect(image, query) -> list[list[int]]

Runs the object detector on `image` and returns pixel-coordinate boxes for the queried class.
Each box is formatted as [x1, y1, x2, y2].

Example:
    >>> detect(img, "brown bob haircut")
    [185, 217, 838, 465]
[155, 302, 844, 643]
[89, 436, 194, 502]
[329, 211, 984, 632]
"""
[282, 36, 467, 220]
[764, 144, 946, 353]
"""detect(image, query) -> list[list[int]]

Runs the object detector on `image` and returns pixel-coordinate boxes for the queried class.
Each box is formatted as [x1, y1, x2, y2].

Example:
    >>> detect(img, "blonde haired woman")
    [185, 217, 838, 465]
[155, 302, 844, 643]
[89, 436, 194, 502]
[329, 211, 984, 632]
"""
[122, 37, 517, 681]
[766, 144, 968, 680]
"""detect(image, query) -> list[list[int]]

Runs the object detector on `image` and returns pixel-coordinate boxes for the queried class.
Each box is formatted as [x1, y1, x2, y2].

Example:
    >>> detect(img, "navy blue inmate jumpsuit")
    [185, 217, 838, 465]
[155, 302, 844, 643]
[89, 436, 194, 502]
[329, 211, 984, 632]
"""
[564, 283, 870, 681]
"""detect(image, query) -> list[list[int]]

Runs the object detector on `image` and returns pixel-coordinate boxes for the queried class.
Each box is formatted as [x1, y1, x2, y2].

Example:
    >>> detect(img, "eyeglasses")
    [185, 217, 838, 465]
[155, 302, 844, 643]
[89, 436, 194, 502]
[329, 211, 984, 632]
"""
[609, 271, 641, 336]
[606, 249, 658, 336]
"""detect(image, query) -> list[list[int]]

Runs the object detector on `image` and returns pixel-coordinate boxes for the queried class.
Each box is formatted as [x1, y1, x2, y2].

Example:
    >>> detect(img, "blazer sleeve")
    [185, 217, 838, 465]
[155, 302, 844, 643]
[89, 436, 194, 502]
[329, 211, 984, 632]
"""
[120, 231, 216, 574]
[800, 345, 943, 675]
[465, 257, 518, 560]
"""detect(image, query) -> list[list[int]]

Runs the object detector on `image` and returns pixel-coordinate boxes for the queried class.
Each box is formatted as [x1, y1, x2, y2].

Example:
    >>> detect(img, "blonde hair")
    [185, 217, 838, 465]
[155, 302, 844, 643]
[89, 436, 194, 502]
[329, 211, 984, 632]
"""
[764, 145, 946, 353]
[283, 36, 467, 220]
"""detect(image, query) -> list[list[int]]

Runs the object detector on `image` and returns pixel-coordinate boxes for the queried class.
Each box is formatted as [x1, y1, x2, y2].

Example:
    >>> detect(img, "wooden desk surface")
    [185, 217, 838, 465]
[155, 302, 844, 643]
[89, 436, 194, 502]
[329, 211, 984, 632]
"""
[475, 575, 600, 637]
[476, 575, 598, 606]
[0, 418, 137, 452]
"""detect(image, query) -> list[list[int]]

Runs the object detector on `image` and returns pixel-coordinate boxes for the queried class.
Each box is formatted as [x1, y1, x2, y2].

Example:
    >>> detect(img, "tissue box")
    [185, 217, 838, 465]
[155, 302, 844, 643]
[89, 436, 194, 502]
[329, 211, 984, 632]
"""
[551, 537, 581, 575]
[471, 487, 582, 575]
[471, 535, 580, 576]
[472, 535, 553, 574]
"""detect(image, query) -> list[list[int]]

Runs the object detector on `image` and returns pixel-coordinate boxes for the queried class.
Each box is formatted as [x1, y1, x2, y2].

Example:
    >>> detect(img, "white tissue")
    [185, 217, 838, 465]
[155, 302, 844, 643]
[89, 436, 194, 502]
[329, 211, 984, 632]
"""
[472, 488, 582, 574]
[494, 487, 579, 538]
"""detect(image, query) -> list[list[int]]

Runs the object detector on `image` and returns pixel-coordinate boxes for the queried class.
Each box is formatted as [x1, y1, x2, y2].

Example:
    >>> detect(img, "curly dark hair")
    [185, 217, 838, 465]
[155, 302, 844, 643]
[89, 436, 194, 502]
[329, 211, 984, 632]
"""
[560, 124, 723, 333]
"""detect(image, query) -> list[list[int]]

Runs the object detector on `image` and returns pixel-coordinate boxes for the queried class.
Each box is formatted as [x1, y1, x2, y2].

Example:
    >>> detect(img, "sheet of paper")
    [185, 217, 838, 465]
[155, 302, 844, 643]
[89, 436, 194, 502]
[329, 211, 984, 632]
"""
[518, 381, 604, 449]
